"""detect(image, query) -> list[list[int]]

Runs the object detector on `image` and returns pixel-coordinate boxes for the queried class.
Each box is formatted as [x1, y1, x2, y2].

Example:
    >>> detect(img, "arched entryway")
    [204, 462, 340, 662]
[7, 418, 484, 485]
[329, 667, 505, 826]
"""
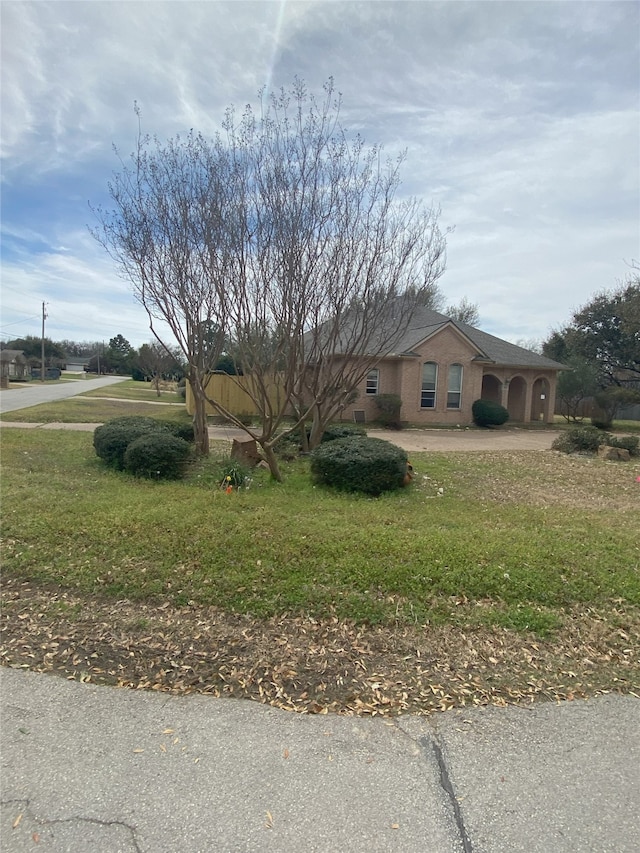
[481, 374, 502, 404]
[507, 375, 527, 422]
[531, 377, 550, 422]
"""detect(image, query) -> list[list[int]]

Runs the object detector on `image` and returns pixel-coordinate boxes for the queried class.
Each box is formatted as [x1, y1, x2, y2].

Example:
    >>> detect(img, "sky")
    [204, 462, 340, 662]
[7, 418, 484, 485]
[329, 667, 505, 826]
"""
[1, 0, 638, 351]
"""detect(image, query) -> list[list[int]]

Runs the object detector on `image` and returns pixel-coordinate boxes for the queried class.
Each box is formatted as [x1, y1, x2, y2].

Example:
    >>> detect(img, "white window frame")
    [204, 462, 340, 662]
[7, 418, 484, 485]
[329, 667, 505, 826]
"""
[365, 368, 379, 395]
[447, 363, 463, 409]
[421, 362, 438, 409]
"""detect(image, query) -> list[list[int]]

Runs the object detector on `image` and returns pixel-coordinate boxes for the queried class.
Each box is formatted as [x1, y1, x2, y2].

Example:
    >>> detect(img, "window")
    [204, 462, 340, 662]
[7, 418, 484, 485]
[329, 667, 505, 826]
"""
[366, 369, 379, 395]
[447, 364, 463, 409]
[421, 362, 437, 408]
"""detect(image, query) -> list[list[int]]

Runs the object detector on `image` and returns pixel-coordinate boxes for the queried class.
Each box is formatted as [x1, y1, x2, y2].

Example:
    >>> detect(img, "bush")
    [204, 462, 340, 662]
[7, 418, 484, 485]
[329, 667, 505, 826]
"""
[123, 433, 192, 479]
[590, 417, 612, 431]
[310, 436, 408, 496]
[93, 417, 170, 470]
[159, 420, 195, 443]
[374, 394, 403, 429]
[607, 435, 639, 457]
[472, 399, 510, 428]
[552, 425, 610, 455]
[321, 423, 367, 442]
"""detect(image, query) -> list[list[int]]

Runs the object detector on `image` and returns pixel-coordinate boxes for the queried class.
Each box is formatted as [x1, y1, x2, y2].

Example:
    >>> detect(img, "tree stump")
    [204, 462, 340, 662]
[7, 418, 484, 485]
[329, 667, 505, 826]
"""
[231, 437, 262, 467]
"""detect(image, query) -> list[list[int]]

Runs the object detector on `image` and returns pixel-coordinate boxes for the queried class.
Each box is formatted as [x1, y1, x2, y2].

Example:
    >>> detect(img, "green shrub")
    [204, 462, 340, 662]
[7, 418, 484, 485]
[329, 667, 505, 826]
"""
[374, 394, 403, 429]
[123, 433, 192, 479]
[321, 423, 368, 442]
[159, 421, 195, 443]
[472, 399, 510, 427]
[590, 418, 612, 430]
[607, 435, 639, 457]
[552, 425, 610, 455]
[93, 417, 169, 469]
[310, 436, 408, 496]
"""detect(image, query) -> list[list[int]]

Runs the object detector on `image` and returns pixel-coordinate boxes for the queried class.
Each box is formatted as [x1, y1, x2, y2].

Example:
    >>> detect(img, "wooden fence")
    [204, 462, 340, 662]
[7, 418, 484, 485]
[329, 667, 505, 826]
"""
[186, 372, 288, 417]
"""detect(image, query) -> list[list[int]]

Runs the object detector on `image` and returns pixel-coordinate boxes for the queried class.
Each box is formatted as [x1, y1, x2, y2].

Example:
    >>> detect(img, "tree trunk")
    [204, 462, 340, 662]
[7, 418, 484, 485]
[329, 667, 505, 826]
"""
[260, 441, 283, 482]
[189, 373, 210, 456]
[308, 405, 326, 450]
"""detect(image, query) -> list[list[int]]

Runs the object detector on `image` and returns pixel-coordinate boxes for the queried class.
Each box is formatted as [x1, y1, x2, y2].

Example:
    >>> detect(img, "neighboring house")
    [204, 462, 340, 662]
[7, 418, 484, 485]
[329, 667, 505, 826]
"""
[0, 350, 30, 381]
[339, 307, 567, 426]
[65, 360, 90, 373]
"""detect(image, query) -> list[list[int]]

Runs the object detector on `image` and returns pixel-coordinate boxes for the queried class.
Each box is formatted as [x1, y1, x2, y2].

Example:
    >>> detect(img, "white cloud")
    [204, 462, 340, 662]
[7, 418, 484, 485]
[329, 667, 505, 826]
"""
[1, 0, 638, 349]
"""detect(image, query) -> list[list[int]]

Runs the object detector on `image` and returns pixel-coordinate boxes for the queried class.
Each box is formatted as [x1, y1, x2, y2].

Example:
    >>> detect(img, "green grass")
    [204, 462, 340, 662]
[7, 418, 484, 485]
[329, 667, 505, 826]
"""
[80, 379, 183, 403]
[0, 397, 189, 423]
[2, 429, 638, 637]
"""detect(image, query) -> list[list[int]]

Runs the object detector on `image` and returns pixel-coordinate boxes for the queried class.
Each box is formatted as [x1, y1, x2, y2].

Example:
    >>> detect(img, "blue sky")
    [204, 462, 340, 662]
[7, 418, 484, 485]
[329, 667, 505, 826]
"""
[1, 0, 638, 349]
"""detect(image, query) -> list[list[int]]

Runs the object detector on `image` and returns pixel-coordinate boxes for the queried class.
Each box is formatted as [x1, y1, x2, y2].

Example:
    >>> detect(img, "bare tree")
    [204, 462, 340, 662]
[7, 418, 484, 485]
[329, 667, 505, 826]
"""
[91, 123, 235, 454]
[137, 341, 183, 396]
[207, 80, 448, 468]
[445, 296, 480, 327]
[93, 81, 448, 477]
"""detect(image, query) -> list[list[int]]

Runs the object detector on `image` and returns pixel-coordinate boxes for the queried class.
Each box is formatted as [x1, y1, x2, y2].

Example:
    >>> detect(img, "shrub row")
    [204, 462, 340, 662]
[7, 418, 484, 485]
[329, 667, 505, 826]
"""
[93, 416, 194, 479]
[552, 425, 639, 457]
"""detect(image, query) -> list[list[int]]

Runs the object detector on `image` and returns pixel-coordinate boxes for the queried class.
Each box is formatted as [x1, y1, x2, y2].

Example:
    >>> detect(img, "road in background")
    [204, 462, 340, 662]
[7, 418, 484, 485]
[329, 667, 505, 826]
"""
[0, 376, 126, 414]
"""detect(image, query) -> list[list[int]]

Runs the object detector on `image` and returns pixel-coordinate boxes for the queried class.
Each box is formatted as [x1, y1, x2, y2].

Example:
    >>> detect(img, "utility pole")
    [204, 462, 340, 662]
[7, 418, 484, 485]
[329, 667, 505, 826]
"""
[40, 301, 47, 383]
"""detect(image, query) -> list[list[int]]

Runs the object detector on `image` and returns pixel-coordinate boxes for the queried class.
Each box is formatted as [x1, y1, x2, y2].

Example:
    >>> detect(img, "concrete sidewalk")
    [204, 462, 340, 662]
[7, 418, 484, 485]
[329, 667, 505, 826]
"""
[1, 668, 638, 852]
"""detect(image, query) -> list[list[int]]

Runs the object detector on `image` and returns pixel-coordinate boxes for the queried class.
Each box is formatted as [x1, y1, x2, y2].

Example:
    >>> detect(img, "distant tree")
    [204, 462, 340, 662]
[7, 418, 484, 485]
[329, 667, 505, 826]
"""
[136, 342, 183, 395]
[571, 276, 640, 382]
[514, 338, 542, 354]
[445, 297, 480, 327]
[59, 340, 103, 359]
[543, 274, 640, 384]
[555, 357, 600, 422]
[592, 386, 640, 429]
[1, 336, 65, 367]
[107, 334, 135, 375]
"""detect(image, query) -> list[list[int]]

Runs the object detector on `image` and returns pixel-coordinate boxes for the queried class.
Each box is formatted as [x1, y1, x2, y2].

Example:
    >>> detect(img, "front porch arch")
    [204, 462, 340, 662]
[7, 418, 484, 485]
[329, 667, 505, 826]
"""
[531, 376, 550, 422]
[481, 374, 502, 404]
[507, 375, 527, 422]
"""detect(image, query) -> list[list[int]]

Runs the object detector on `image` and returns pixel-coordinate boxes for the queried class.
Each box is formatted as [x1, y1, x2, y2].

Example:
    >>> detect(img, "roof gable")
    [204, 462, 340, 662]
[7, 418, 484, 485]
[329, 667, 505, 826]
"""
[391, 306, 566, 370]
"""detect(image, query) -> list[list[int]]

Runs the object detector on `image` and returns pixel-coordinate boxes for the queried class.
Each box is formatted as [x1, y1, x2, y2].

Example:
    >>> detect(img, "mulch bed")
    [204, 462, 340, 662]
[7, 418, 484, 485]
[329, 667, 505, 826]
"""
[2, 576, 638, 715]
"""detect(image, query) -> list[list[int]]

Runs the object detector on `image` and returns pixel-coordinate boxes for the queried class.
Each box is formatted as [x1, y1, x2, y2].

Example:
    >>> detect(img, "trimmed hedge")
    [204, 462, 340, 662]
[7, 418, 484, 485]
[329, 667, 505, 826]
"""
[321, 423, 367, 442]
[552, 427, 639, 457]
[472, 399, 510, 428]
[93, 416, 193, 473]
[310, 436, 408, 496]
[123, 433, 192, 479]
[93, 417, 169, 470]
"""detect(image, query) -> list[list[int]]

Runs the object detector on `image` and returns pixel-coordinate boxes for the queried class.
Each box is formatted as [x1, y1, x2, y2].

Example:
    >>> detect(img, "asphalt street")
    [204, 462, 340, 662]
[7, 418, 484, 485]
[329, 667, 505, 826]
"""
[0, 376, 126, 414]
[1, 669, 638, 852]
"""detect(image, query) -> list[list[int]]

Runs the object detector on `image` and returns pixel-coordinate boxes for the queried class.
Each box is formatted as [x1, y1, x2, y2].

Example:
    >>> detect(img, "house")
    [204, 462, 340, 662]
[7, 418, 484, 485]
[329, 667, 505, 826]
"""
[0, 350, 30, 382]
[341, 307, 567, 426]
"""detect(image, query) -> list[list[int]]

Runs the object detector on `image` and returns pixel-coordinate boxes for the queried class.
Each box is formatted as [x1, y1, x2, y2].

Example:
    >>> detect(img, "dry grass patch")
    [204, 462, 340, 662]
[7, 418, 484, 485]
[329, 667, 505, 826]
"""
[2, 577, 637, 716]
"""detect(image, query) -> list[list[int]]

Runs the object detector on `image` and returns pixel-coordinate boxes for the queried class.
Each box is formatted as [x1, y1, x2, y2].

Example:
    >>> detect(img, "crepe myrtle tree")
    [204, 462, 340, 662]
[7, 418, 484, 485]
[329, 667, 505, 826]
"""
[214, 79, 448, 469]
[92, 80, 449, 478]
[91, 116, 236, 455]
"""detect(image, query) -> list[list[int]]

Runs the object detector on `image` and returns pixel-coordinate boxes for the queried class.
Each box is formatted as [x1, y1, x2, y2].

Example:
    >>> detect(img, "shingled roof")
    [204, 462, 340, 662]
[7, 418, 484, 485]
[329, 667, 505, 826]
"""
[386, 306, 567, 370]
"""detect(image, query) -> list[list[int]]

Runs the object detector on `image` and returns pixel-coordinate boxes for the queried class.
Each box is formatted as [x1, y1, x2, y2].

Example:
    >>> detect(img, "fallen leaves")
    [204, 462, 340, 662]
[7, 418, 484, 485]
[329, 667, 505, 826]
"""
[1, 576, 638, 717]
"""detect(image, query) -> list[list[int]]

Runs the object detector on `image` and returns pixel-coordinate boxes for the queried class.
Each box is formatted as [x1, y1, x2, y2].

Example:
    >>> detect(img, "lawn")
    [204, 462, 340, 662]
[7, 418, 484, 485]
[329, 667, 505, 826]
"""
[0, 396, 189, 424]
[1, 426, 638, 714]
